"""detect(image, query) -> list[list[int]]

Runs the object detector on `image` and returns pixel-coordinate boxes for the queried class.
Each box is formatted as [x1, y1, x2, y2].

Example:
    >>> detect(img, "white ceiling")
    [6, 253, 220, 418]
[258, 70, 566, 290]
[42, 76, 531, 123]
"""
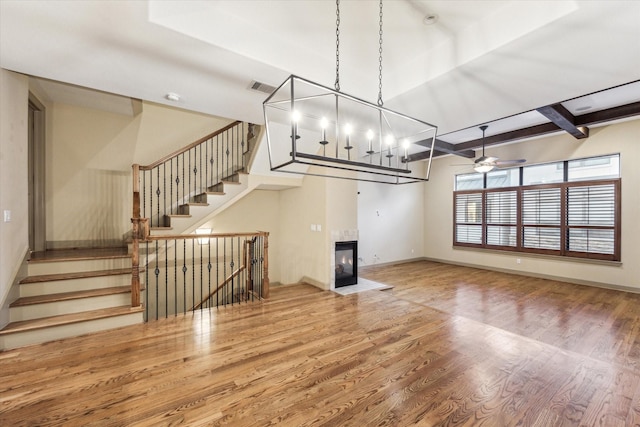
[1, 0, 639, 145]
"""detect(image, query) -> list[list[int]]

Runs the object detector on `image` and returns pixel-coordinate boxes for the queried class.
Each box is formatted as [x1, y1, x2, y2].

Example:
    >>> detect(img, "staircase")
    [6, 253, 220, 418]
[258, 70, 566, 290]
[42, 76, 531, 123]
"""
[0, 248, 143, 350]
[0, 121, 263, 350]
[150, 171, 250, 236]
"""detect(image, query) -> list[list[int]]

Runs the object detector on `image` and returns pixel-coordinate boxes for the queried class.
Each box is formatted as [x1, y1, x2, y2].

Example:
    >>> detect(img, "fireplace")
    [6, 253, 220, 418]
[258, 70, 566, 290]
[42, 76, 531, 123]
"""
[335, 241, 357, 288]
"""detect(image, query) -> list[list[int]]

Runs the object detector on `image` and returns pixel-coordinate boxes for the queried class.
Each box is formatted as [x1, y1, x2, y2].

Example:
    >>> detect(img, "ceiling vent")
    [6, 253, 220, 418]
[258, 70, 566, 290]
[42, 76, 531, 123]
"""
[248, 80, 276, 94]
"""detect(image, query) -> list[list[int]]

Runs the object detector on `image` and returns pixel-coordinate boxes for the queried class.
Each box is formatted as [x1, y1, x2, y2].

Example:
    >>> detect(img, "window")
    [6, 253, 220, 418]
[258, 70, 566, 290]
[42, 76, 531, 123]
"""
[485, 190, 517, 247]
[568, 154, 620, 182]
[453, 154, 620, 261]
[523, 162, 564, 185]
[454, 192, 483, 245]
[486, 169, 519, 189]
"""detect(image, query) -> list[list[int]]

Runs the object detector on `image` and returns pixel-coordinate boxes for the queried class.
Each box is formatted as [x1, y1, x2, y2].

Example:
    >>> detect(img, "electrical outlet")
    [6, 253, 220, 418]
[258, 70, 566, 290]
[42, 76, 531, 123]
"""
[516, 258, 521, 264]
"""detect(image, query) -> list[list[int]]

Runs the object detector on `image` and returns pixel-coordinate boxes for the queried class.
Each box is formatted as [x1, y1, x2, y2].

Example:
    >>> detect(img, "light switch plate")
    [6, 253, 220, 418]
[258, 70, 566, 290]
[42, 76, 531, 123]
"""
[3, 210, 10, 222]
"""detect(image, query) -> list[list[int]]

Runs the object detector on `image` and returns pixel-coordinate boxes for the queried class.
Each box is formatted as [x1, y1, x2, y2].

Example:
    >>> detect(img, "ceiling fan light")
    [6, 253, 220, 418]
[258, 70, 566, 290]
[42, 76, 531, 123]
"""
[474, 163, 494, 173]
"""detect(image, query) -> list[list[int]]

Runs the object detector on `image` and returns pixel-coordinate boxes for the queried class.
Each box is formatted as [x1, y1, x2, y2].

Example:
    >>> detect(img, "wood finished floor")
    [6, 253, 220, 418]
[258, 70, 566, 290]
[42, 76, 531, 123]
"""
[2, 260, 640, 426]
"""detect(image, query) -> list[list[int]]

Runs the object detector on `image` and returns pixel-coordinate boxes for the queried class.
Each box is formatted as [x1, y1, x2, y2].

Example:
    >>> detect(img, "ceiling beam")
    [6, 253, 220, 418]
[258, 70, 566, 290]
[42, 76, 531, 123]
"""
[453, 122, 561, 152]
[446, 101, 640, 154]
[536, 103, 589, 139]
[575, 101, 640, 126]
[414, 138, 475, 159]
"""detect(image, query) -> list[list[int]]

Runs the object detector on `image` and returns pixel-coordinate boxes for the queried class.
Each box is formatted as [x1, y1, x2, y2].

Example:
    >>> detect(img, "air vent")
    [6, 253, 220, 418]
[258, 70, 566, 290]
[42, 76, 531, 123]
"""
[248, 80, 276, 94]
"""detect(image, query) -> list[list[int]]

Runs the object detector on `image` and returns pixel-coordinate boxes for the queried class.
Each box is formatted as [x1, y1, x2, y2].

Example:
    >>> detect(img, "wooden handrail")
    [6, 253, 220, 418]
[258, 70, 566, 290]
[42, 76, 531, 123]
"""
[140, 120, 242, 170]
[144, 231, 268, 242]
[192, 265, 246, 310]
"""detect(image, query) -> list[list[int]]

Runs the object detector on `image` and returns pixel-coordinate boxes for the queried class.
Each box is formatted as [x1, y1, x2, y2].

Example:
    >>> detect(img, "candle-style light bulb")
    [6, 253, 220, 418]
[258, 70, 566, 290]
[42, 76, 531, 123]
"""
[403, 139, 410, 167]
[344, 123, 352, 147]
[385, 135, 394, 162]
[291, 110, 301, 140]
[366, 129, 374, 153]
[320, 117, 328, 142]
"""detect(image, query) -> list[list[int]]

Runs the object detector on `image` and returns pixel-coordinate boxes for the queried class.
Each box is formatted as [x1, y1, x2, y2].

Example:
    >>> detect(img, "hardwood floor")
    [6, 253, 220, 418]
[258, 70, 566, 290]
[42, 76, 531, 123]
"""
[2, 260, 640, 426]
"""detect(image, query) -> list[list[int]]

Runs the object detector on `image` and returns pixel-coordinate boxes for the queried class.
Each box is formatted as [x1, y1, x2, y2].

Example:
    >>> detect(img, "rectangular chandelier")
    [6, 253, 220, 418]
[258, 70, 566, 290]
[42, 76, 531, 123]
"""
[263, 75, 437, 184]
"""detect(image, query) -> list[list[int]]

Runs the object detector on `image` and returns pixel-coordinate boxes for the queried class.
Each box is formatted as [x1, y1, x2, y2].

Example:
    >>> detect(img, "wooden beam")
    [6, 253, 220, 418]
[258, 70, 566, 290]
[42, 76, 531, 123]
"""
[537, 104, 589, 139]
[410, 138, 475, 162]
[407, 101, 640, 163]
[454, 122, 561, 151]
[575, 101, 640, 126]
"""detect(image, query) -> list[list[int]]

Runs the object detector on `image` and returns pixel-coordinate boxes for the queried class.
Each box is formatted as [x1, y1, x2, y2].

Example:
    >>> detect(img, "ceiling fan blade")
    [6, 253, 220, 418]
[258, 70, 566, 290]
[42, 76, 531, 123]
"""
[495, 159, 526, 165]
[474, 156, 498, 164]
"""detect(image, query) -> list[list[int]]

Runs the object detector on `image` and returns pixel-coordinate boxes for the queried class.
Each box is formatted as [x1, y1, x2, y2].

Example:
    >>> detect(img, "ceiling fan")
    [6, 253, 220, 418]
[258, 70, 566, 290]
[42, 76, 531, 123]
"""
[471, 125, 526, 173]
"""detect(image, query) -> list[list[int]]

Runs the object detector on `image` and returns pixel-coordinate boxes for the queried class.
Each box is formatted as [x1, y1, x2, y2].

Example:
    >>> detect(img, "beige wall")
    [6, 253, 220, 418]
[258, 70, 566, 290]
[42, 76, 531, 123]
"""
[0, 70, 29, 325]
[45, 100, 231, 247]
[424, 118, 640, 290]
[357, 176, 425, 266]
[279, 173, 329, 286]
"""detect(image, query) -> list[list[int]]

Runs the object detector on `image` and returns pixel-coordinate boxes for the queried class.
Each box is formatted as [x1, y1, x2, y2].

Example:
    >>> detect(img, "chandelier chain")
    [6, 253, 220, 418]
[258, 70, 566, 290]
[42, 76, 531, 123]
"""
[377, 0, 384, 106]
[335, 0, 341, 92]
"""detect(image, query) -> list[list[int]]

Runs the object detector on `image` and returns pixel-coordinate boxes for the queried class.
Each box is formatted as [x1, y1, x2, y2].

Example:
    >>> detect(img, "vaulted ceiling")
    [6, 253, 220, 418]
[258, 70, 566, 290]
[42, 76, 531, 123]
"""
[1, 1, 639, 157]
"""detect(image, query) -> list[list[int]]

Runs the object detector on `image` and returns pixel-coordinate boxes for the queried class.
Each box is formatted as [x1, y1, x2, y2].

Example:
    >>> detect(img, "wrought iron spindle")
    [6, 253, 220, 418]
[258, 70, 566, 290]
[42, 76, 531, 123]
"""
[182, 239, 187, 314]
[174, 239, 177, 316]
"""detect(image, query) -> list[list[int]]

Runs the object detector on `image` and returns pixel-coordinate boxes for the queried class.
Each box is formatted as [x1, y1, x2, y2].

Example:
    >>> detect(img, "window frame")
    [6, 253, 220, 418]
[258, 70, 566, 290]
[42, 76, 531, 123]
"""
[453, 178, 621, 262]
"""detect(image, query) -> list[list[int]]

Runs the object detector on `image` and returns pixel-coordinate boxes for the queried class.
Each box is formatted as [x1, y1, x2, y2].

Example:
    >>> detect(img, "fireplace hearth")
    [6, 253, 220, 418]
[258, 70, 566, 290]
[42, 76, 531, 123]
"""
[335, 241, 357, 288]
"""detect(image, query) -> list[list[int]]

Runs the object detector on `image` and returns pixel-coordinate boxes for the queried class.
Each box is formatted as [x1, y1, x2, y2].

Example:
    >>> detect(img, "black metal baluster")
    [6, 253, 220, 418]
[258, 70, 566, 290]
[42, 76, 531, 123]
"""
[142, 172, 146, 221]
[163, 163, 166, 217]
[149, 170, 153, 227]
[165, 240, 168, 318]
[192, 238, 195, 313]
[156, 167, 160, 227]
[216, 237, 219, 308]
[170, 159, 173, 218]
[182, 153, 185, 214]
[154, 240, 159, 321]
[216, 135, 220, 188]
[174, 239, 177, 316]
[223, 238, 227, 306]
[182, 239, 187, 314]
[207, 233, 212, 309]
[175, 157, 180, 212]
[205, 138, 208, 195]
[241, 122, 246, 170]
[199, 232, 203, 311]
[229, 237, 236, 305]
[145, 241, 149, 321]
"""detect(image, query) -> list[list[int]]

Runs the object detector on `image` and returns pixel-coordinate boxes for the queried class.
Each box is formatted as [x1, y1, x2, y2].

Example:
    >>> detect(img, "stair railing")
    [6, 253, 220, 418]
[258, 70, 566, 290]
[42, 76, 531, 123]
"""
[133, 121, 254, 229]
[138, 231, 269, 321]
[130, 121, 266, 317]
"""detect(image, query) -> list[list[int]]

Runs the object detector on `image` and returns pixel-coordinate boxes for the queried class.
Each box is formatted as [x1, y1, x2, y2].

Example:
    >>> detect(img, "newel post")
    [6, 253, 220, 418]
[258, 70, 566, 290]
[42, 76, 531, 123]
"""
[131, 164, 142, 308]
[262, 232, 270, 299]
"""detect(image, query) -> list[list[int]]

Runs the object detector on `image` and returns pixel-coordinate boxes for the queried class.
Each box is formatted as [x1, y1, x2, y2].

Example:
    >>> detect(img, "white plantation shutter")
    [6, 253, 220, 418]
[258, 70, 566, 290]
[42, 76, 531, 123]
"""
[567, 184, 616, 255]
[486, 190, 517, 247]
[453, 160, 620, 261]
[522, 187, 561, 251]
[455, 193, 482, 245]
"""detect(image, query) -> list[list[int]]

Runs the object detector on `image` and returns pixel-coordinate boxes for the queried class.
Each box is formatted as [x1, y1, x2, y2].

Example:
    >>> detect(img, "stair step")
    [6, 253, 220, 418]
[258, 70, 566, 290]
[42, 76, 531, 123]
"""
[21, 268, 132, 284]
[0, 305, 143, 336]
[0, 305, 144, 350]
[187, 202, 209, 207]
[28, 252, 131, 276]
[205, 191, 225, 196]
[11, 286, 132, 307]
